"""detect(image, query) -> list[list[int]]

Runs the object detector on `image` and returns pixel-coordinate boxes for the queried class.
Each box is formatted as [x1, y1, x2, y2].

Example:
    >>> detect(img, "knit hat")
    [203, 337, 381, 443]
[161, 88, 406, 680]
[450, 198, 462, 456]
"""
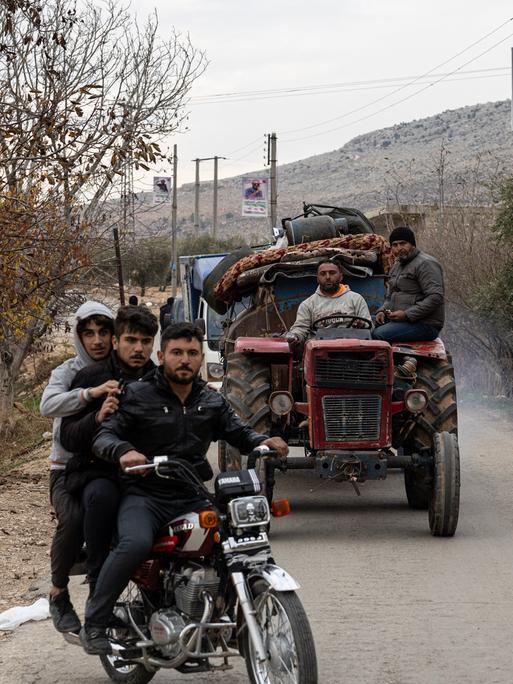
[389, 226, 416, 246]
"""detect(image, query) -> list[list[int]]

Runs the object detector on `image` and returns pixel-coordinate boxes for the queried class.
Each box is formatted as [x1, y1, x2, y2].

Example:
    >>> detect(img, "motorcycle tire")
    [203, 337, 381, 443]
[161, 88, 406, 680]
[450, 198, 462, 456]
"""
[241, 579, 318, 684]
[99, 656, 155, 684]
[99, 583, 156, 684]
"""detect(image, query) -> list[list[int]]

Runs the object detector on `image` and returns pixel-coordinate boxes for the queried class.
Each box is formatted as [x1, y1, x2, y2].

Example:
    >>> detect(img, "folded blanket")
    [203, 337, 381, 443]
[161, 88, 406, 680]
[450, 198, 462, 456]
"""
[213, 234, 392, 304]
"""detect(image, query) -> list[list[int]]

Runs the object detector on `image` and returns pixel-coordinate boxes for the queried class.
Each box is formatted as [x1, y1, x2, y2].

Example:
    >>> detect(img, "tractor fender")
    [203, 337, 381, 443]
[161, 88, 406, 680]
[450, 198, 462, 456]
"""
[234, 336, 291, 354]
[391, 338, 447, 360]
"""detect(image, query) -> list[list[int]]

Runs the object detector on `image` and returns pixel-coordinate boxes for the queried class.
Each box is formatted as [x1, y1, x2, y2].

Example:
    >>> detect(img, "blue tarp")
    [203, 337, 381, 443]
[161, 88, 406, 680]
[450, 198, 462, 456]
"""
[192, 254, 225, 291]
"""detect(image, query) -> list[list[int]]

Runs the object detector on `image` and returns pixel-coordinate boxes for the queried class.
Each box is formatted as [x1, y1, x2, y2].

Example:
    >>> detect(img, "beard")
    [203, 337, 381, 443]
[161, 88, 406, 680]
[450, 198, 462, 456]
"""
[320, 281, 339, 294]
[163, 365, 200, 385]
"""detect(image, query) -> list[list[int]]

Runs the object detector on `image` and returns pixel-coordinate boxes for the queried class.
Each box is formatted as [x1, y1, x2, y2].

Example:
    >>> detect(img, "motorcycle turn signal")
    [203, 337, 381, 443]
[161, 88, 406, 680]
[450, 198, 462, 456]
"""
[199, 510, 219, 529]
[271, 499, 291, 518]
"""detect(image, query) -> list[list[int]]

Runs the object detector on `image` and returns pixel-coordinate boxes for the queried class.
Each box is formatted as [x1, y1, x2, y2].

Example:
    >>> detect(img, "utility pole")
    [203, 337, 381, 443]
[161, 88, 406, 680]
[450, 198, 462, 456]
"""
[193, 158, 200, 230]
[112, 226, 125, 305]
[191, 156, 226, 235]
[170, 144, 178, 298]
[268, 132, 278, 234]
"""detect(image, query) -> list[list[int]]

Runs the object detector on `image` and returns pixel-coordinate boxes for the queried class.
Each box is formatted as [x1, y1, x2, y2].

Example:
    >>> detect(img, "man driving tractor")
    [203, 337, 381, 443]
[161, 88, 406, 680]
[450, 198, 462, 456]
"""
[284, 259, 371, 345]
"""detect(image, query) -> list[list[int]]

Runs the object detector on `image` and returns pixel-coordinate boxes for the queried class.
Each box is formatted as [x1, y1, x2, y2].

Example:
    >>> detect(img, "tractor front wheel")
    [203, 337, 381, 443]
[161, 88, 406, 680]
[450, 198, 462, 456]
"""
[428, 431, 460, 537]
[404, 468, 430, 510]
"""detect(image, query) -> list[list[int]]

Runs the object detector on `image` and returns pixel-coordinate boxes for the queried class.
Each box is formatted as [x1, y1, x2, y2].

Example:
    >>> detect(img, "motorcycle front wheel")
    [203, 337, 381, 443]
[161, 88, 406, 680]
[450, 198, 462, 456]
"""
[242, 579, 318, 684]
[99, 582, 156, 684]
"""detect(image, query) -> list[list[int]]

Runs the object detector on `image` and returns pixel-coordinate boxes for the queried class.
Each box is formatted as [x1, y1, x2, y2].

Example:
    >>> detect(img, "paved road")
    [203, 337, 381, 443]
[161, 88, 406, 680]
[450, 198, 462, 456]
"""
[2, 404, 513, 683]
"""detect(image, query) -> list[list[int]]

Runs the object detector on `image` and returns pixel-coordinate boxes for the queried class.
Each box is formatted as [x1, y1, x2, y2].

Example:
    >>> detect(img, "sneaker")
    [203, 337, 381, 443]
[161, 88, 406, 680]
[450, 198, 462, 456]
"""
[80, 625, 112, 655]
[49, 590, 81, 633]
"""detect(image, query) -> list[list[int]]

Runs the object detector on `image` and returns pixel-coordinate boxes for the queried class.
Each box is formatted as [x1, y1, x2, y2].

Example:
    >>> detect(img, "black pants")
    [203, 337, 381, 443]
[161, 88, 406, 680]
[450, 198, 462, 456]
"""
[49, 470, 83, 589]
[82, 478, 121, 585]
[85, 493, 207, 628]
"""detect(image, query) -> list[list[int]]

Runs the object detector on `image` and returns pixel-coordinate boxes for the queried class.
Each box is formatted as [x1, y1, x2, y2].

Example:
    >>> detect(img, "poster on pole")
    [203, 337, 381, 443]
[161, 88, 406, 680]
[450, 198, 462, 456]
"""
[241, 177, 268, 217]
[153, 176, 172, 204]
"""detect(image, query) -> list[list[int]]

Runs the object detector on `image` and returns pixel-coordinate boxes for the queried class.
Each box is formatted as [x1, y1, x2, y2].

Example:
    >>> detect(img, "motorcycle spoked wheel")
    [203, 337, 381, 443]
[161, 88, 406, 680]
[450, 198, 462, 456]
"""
[99, 582, 156, 684]
[241, 579, 318, 684]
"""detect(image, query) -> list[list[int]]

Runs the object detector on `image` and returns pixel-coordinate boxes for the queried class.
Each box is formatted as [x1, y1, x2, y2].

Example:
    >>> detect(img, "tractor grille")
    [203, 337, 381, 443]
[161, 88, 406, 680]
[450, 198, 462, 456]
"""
[315, 353, 388, 388]
[322, 395, 382, 442]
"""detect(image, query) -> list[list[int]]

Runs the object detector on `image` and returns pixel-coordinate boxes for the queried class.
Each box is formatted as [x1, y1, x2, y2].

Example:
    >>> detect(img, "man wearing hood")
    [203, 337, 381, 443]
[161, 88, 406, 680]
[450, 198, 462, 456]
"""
[285, 259, 372, 345]
[372, 226, 444, 343]
[40, 301, 115, 633]
[59, 305, 158, 601]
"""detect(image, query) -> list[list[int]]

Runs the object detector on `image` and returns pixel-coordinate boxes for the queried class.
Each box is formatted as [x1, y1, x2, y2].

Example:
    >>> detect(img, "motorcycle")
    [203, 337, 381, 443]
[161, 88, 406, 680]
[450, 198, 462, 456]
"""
[66, 446, 318, 684]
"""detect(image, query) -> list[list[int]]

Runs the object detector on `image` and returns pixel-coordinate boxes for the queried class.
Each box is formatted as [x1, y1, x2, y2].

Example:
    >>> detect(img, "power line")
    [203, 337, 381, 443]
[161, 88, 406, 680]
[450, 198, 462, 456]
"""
[279, 18, 513, 137]
[280, 29, 513, 143]
[190, 68, 508, 105]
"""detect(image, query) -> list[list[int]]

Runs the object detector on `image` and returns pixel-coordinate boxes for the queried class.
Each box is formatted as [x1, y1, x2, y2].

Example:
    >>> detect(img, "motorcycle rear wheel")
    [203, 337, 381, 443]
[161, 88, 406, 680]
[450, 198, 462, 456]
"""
[242, 580, 317, 684]
[99, 582, 156, 684]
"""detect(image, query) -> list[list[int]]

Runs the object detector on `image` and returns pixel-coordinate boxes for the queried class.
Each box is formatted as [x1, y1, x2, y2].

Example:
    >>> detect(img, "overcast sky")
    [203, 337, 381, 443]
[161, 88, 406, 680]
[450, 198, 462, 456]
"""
[130, 0, 513, 187]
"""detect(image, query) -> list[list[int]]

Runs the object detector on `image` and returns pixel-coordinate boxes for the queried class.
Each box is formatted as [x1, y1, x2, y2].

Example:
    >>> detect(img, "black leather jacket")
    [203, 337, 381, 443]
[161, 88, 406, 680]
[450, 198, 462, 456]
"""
[92, 368, 267, 496]
[60, 351, 155, 455]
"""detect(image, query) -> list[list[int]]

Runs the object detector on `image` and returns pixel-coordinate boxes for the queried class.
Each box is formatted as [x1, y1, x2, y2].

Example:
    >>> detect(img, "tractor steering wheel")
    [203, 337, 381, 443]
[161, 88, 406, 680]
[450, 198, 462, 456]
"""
[311, 313, 372, 331]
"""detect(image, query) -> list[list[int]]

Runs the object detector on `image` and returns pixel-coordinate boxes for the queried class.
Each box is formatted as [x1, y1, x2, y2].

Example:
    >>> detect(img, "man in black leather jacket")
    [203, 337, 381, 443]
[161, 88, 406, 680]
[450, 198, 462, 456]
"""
[80, 321, 287, 655]
[60, 305, 158, 601]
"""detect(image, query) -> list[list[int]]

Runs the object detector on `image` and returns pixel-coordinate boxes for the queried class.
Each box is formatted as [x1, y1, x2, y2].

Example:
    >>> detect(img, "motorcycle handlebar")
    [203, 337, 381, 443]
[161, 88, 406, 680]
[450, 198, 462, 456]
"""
[247, 444, 277, 470]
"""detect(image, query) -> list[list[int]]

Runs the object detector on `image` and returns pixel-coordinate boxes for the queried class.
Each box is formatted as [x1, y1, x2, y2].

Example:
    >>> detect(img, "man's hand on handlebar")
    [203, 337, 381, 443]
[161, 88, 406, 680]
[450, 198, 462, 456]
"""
[260, 437, 289, 458]
[120, 450, 149, 474]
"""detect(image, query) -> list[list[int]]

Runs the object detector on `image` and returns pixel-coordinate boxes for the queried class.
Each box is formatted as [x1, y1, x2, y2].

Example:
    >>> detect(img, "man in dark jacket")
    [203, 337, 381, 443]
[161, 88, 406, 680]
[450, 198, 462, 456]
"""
[372, 226, 444, 343]
[159, 296, 174, 330]
[79, 322, 288, 655]
[60, 305, 158, 600]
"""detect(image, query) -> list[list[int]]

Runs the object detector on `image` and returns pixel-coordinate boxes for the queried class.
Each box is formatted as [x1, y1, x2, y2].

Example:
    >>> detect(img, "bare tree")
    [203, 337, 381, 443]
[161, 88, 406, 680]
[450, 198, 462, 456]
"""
[0, 0, 207, 427]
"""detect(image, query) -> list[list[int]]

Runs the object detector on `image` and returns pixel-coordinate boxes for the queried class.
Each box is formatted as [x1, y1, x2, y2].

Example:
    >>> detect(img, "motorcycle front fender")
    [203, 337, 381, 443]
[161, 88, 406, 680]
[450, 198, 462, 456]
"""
[252, 564, 300, 592]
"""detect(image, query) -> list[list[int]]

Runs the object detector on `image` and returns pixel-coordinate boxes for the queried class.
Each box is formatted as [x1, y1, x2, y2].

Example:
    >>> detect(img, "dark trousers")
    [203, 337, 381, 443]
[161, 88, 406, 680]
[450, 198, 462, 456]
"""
[82, 478, 121, 585]
[85, 493, 206, 628]
[371, 321, 440, 343]
[49, 470, 83, 589]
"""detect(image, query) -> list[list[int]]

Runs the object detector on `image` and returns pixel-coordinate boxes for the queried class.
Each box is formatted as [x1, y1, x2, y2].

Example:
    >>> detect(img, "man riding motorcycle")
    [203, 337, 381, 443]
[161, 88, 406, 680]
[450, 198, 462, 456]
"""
[81, 321, 288, 655]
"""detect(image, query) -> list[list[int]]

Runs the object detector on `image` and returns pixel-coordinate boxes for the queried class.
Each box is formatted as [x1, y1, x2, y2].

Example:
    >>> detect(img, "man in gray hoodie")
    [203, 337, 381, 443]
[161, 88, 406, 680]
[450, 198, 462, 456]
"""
[285, 260, 372, 345]
[372, 226, 444, 343]
[40, 301, 115, 633]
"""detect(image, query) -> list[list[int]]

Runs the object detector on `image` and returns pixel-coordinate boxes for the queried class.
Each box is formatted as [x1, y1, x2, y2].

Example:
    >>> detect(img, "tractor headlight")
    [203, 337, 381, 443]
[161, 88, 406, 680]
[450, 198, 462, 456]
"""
[228, 496, 271, 528]
[404, 389, 428, 413]
[269, 391, 293, 416]
[207, 362, 224, 380]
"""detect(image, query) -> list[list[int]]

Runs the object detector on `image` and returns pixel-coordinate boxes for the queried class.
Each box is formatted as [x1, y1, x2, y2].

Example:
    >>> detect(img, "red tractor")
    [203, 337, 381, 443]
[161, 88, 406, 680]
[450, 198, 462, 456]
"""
[210, 206, 459, 536]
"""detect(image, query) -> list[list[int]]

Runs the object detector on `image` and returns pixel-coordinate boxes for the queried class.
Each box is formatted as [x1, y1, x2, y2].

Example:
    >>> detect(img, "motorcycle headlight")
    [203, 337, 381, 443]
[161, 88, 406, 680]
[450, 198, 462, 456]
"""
[207, 362, 224, 380]
[228, 496, 270, 528]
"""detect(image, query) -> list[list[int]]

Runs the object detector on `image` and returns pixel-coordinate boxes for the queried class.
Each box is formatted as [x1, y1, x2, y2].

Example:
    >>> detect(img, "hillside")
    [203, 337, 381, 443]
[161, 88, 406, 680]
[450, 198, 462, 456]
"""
[133, 99, 513, 242]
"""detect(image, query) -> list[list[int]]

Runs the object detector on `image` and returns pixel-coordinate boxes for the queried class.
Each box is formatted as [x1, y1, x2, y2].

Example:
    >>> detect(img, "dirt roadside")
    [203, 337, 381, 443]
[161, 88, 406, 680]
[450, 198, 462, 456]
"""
[0, 445, 54, 618]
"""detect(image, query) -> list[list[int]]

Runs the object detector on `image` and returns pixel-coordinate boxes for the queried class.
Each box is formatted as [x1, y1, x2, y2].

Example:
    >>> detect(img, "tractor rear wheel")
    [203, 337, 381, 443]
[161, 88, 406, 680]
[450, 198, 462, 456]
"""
[429, 431, 460, 537]
[410, 359, 458, 449]
[223, 352, 271, 479]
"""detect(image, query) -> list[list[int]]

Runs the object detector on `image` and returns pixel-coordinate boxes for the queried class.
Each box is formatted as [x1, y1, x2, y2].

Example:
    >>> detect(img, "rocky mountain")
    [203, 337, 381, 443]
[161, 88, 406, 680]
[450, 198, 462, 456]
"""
[133, 99, 513, 243]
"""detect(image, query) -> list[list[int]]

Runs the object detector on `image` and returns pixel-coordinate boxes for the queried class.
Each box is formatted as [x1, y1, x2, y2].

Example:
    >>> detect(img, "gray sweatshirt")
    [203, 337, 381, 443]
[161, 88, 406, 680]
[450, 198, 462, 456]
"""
[39, 301, 114, 470]
[289, 285, 371, 343]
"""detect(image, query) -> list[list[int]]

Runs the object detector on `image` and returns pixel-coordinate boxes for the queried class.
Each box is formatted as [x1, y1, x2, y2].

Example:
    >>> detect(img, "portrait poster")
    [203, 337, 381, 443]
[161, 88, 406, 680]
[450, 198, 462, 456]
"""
[242, 177, 268, 217]
[153, 176, 172, 204]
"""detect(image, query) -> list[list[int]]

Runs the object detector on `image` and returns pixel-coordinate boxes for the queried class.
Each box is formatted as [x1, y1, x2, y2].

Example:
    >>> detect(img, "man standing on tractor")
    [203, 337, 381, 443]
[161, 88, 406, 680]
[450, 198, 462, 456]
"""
[372, 226, 444, 343]
[284, 259, 371, 345]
